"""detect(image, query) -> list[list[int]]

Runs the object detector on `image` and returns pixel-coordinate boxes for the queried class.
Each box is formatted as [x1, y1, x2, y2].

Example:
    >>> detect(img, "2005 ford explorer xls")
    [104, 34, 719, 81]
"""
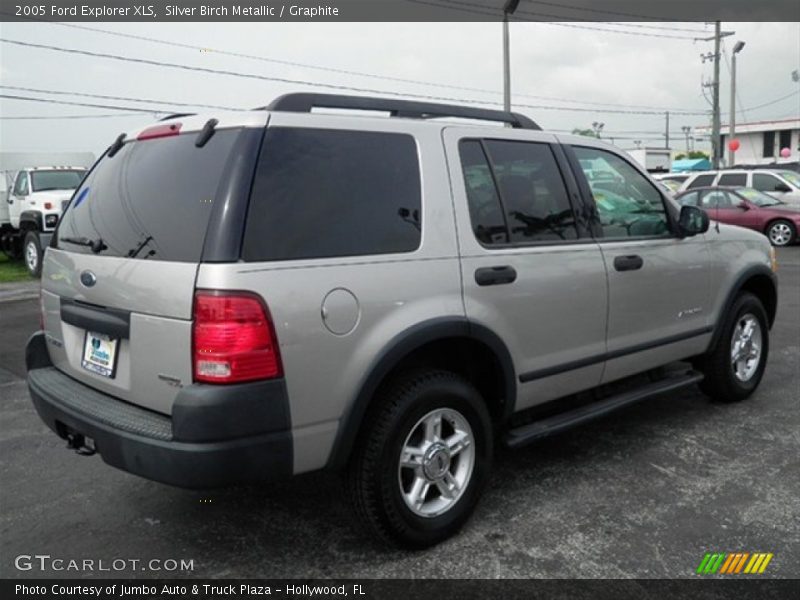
[26, 94, 778, 547]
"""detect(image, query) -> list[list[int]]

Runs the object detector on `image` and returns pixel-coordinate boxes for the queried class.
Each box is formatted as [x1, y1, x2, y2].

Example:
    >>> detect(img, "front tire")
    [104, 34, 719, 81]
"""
[766, 219, 795, 247]
[23, 231, 43, 278]
[698, 292, 769, 402]
[347, 369, 492, 548]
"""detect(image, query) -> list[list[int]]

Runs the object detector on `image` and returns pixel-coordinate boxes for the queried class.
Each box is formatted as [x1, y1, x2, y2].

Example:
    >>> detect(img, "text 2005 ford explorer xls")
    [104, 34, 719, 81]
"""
[27, 94, 778, 547]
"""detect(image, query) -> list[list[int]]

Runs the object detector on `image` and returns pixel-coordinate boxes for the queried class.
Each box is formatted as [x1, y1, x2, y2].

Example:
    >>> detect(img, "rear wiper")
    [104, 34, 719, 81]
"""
[59, 236, 108, 254]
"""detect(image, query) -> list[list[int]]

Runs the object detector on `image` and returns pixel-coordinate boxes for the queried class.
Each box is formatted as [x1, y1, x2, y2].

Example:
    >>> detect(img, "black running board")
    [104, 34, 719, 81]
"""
[505, 370, 704, 448]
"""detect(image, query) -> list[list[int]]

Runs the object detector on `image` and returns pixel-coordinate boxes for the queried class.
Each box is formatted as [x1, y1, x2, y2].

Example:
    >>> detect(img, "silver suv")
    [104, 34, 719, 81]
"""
[26, 94, 778, 548]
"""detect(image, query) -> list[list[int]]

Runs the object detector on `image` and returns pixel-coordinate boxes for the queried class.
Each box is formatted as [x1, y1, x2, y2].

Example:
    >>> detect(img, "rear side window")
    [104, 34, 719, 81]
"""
[718, 173, 747, 186]
[56, 130, 242, 262]
[752, 173, 782, 192]
[242, 128, 421, 262]
[686, 173, 716, 189]
[458, 139, 577, 245]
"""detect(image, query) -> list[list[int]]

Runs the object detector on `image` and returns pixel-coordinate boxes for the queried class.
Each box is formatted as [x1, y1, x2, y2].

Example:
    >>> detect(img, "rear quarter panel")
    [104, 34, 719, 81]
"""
[196, 115, 463, 475]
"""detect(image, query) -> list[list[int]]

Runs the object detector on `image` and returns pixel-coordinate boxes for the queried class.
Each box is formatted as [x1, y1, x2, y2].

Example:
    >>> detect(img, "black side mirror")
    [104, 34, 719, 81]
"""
[737, 201, 750, 211]
[774, 183, 792, 193]
[678, 205, 710, 237]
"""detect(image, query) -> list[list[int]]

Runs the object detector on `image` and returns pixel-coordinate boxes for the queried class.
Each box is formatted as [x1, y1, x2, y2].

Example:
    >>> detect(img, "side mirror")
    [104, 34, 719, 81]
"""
[678, 205, 710, 237]
[774, 183, 792, 193]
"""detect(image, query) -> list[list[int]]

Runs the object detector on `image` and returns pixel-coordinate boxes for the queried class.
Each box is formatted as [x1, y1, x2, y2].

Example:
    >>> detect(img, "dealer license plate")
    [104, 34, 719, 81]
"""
[81, 331, 118, 378]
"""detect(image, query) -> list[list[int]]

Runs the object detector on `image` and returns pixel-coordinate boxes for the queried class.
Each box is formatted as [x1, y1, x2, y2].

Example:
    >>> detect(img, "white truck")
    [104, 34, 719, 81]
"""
[627, 147, 672, 174]
[1, 152, 94, 277]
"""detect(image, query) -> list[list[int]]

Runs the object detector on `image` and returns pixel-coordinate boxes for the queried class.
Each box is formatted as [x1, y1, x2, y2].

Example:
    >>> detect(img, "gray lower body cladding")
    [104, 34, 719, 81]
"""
[26, 332, 292, 489]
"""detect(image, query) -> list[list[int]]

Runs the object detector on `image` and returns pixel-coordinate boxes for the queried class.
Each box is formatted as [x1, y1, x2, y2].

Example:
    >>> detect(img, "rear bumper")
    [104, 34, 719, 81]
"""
[26, 332, 293, 489]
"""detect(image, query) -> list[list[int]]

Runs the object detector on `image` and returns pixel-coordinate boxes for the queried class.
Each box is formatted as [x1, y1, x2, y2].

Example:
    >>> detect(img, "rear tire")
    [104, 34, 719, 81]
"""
[346, 369, 492, 548]
[23, 231, 42, 278]
[698, 292, 769, 403]
[766, 219, 795, 247]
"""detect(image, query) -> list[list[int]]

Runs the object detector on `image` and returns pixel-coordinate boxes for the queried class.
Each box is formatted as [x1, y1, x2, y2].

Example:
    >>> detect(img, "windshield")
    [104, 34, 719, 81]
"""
[56, 130, 243, 262]
[779, 171, 800, 188]
[30, 170, 85, 192]
[737, 187, 783, 206]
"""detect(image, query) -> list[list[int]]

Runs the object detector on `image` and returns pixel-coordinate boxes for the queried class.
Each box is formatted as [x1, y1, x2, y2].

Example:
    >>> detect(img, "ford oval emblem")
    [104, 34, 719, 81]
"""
[80, 270, 97, 287]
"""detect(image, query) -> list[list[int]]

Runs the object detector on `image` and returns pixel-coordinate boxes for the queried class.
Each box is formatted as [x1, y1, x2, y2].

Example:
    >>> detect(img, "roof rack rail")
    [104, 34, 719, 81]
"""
[263, 93, 541, 130]
[159, 113, 195, 121]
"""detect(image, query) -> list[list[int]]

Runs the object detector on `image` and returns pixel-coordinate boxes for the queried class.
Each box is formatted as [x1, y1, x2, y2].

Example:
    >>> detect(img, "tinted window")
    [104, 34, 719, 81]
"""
[779, 130, 791, 151]
[242, 128, 421, 261]
[718, 173, 747, 186]
[56, 130, 242, 262]
[30, 170, 85, 192]
[763, 131, 775, 158]
[482, 140, 577, 243]
[458, 141, 508, 245]
[686, 173, 716, 189]
[573, 146, 670, 238]
[753, 173, 782, 192]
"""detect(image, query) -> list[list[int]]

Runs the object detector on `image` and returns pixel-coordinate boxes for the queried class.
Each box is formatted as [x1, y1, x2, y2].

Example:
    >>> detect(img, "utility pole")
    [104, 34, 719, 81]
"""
[729, 41, 746, 166]
[712, 21, 722, 169]
[665, 111, 670, 149]
[696, 23, 734, 169]
[682, 126, 692, 153]
[502, 0, 520, 114]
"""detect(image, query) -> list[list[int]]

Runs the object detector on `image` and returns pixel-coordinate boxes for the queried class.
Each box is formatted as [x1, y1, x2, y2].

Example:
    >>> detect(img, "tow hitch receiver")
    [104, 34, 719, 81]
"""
[66, 432, 97, 456]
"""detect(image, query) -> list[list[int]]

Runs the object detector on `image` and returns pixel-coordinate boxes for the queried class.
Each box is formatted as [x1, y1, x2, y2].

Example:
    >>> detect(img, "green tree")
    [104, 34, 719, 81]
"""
[572, 128, 599, 138]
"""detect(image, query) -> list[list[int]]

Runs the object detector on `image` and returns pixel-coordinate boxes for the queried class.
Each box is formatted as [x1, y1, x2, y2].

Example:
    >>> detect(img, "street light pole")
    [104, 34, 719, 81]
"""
[682, 126, 692, 153]
[502, 0, 520, 114]
[729, 40, 746, 167]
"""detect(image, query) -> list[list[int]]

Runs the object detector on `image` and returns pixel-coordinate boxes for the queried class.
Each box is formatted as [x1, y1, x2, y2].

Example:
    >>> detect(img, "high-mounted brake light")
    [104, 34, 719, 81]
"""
[137, 122, 182, 141]
[193, 291, 282, 384]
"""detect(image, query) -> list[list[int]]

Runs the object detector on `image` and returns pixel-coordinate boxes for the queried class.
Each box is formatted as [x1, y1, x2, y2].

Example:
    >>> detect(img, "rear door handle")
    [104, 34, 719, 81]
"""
[475, 266, 517, 286]
[613, 255, 644, 272]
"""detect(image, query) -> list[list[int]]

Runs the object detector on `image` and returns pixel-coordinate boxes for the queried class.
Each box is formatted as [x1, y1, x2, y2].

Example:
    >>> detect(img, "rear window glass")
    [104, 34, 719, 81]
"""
[242, 128, 421, 262]
[56, 130, 241, 262]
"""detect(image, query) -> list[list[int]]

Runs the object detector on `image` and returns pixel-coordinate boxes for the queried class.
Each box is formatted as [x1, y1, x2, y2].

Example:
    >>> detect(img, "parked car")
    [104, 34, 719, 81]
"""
[26, 94, 777, 548]
[676, 186, 800, 246]
[676, 169, 800, 204]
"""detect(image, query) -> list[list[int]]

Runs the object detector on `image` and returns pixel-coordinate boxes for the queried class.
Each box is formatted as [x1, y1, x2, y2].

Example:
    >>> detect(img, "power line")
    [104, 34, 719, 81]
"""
[0, 93, 166, 114]
[0, 113, 144, 120]
[408, 0, 699, 39]
[522, 0, 708, 27]
[47, 22, 707, 113]
[0, 84, 240, 111]
[0, 38, 709, 115]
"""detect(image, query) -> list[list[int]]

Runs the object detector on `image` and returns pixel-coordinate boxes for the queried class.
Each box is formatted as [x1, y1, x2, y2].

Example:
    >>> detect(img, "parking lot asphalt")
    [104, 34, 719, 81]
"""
[0, 248, 798, 579]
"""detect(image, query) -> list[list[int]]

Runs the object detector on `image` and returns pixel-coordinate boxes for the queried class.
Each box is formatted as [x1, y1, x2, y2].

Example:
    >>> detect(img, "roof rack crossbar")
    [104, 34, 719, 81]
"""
[263, 93, 540, 130]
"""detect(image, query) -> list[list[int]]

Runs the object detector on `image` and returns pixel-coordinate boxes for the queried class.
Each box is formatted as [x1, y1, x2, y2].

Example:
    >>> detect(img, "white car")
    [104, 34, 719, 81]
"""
[667, 169, 800, 205]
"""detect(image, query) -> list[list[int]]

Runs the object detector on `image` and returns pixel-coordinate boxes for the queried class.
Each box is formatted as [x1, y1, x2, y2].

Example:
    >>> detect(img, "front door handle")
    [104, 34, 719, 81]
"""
[475, 266, 517, 286]
[614, 255, 644, 272]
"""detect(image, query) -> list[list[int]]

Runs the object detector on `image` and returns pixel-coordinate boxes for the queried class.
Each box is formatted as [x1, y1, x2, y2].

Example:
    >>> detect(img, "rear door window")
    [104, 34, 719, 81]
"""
[686, 173, 716, 189]
[56, 130, 243, 262]
[457, 139, 578, 245]
[718, 173, 747, 186]
[242, 128, 421, 262]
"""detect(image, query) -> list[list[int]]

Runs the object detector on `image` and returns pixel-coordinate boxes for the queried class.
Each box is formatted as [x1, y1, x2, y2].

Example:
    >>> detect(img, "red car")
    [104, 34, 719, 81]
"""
[676, 186, 800, 247]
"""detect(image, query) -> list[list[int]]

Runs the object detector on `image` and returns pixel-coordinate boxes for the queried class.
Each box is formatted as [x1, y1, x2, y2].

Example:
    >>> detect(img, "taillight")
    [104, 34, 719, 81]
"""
[192, 291, 282, 384]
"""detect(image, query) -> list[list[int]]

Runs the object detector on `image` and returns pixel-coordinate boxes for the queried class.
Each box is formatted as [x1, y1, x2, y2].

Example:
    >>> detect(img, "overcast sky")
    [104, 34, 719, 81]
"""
[1, 21, 798, 158]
